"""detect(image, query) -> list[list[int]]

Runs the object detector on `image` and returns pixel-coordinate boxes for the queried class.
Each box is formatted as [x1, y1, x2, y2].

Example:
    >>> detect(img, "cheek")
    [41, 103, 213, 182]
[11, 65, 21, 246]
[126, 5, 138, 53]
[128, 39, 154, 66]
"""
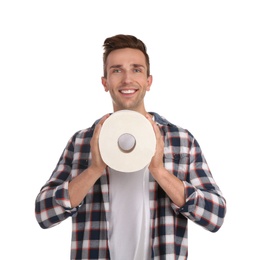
[139, 78, 151, 90]
[107, 77, 121, 89]
[145, 81, 150, 90]
[103, 78, 115, 92]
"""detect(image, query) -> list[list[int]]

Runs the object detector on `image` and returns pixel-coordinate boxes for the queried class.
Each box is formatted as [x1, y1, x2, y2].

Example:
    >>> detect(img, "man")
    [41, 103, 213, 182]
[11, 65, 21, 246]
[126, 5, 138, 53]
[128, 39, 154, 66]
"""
[35, 34, 226, 259]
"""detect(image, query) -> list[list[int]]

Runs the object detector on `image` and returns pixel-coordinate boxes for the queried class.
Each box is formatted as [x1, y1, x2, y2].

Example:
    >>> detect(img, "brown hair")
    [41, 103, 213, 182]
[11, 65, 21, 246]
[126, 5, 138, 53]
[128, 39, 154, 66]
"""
[102, 34, 150, 77]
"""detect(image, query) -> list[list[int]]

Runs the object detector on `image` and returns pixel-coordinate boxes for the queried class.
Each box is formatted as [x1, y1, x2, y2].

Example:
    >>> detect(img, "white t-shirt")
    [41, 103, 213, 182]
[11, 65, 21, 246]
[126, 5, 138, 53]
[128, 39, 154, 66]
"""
[108, 166, 150, 260]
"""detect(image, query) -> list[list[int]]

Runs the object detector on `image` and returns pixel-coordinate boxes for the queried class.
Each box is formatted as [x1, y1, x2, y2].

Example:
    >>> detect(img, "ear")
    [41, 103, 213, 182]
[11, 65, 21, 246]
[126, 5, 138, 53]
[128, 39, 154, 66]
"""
[146, 75, 153, 91]
[101, 77, 109, 92]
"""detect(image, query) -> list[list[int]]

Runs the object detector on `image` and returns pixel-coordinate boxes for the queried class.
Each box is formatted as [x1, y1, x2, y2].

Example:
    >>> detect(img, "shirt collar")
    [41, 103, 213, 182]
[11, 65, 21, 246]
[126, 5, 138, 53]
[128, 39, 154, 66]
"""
[149, 112, 174, 126]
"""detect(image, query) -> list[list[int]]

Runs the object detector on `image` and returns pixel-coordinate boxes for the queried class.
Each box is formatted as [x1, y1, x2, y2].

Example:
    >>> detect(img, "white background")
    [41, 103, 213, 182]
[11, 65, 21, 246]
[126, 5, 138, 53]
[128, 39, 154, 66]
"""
[1, 1, 252, 259]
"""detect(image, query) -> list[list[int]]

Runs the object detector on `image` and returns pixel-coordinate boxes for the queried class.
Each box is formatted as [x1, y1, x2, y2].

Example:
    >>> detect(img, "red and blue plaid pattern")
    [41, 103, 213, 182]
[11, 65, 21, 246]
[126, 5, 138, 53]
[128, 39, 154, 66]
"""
[35, 112, 226, 259]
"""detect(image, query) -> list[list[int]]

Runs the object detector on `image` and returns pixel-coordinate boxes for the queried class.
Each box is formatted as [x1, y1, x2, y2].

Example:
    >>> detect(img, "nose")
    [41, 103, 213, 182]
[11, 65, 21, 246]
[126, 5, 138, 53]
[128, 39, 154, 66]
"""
[122, 71, 133, 84]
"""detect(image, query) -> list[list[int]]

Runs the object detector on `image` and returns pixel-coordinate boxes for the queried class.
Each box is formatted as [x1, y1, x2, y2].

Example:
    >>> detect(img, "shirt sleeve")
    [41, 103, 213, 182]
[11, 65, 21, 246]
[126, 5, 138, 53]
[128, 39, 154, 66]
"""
[35, 132, 81, 229]
[171, 135, 226, 233]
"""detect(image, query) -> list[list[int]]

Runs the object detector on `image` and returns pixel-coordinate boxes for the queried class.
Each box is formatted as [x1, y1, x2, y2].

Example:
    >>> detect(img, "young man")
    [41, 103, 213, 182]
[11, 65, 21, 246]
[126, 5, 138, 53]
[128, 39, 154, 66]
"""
[35, 34, 226, 259]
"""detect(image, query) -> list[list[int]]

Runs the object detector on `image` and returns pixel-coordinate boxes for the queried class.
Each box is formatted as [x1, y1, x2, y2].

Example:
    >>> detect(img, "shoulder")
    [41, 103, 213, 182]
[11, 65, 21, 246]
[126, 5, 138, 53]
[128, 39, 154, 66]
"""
[150, 111, 195, 142]
[151, 112, 191, 132]
[68, 117, 101, 143]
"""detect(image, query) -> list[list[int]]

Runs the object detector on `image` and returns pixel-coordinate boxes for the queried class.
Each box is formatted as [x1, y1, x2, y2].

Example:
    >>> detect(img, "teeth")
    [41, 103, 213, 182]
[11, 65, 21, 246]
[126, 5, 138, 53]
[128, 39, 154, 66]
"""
[121, 90, 135, 94]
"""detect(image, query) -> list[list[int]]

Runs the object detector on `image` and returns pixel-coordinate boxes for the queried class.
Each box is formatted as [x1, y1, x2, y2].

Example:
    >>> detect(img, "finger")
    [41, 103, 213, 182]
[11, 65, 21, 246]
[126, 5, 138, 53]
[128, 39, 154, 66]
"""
[145, 113, 153, 122]
[146, 113, 161, 138]
[98, 113, 110, 126]
[94, 114, 110, 137]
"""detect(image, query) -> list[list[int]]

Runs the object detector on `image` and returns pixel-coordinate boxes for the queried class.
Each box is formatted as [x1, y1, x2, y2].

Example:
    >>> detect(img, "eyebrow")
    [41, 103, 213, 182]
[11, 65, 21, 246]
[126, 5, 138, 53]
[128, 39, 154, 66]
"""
[109, 64, 145, 70]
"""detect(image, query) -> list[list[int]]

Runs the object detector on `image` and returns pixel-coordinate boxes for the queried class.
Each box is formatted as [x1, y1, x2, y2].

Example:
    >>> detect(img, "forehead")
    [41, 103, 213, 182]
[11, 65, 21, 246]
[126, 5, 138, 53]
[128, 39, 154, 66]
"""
[106, 48, 146, 66]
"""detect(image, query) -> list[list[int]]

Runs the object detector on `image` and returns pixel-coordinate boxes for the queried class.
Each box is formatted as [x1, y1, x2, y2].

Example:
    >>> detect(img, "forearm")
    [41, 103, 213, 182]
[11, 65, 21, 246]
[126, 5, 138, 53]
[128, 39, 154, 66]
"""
[68, 113, 109, 207]
[68, 166, 104, 207]
[35, 181, 75, 229]
[151, 166, 185, 207]
[35, 167, 104, 228]
[178, 182, 226, 232]
[150, 167, 226, 232]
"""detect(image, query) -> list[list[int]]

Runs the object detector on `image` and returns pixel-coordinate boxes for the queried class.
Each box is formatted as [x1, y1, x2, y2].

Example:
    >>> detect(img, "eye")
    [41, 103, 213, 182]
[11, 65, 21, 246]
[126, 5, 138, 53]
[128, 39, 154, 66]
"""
[113, 69, 121, 73]
[133, 67, 142, 73]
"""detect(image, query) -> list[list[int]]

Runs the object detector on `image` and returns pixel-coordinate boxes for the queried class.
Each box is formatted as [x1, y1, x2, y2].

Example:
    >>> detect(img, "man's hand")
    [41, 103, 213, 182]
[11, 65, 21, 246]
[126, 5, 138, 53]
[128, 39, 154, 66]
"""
[69, 114, 110, 207]
[90, 114, 110, 175]
[145, 113, 164, 175]
[145, 113, 185, 207]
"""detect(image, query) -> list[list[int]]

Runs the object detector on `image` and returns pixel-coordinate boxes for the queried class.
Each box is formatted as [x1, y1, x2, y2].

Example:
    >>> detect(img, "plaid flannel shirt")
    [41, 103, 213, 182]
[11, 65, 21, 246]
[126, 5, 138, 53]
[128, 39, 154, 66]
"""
[35, 112, 226, 260]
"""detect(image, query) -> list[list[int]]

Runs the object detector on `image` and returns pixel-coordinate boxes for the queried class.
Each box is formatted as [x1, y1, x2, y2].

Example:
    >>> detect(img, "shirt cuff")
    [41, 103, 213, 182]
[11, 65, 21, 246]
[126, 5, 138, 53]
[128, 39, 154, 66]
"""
[171, 181, 197, 214]
[55, 182, 77, 212]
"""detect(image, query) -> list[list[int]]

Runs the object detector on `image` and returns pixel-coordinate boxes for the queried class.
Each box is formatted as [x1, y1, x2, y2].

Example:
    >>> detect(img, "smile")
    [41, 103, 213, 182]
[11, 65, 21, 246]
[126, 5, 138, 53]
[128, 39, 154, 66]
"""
[119, 89, 137, 94]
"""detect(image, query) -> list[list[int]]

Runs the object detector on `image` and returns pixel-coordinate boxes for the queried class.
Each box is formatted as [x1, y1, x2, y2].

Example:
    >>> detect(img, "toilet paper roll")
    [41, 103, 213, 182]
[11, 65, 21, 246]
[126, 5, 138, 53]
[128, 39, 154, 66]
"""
[98, 110, 156, 172]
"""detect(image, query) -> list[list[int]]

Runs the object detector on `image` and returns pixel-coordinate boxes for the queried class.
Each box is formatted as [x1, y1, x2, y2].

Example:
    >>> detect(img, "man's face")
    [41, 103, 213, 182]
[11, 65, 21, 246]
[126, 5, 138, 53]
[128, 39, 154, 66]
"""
[102, 48, 152, 114]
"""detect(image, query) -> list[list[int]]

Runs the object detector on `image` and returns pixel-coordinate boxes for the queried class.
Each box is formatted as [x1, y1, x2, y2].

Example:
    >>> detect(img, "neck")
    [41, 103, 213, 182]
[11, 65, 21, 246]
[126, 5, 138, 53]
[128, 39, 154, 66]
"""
[114, 108, 147, 116]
